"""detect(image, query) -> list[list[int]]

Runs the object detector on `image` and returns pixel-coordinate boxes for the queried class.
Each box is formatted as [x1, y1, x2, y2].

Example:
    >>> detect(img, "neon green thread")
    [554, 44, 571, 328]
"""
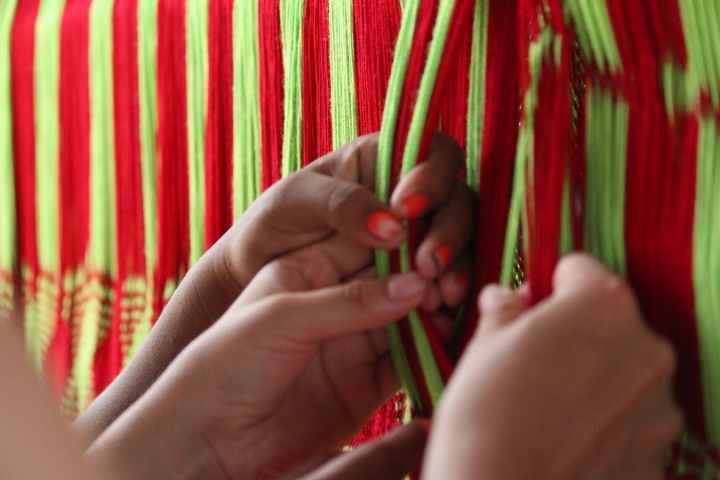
[233, 0, 262, 218]
[186, 0, 209, 264]
[0, 0, 18, 317]
[329, 0, 359, 149]
[280, 0, 305, 178]
[465, 0, 489, 191]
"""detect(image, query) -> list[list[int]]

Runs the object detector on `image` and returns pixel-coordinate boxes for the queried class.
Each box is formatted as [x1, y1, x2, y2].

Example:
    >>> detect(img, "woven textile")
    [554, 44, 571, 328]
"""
[1, 0, 719, 476]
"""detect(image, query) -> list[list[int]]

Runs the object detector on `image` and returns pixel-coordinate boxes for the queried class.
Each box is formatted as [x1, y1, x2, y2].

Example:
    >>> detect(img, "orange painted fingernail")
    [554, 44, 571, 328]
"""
[401, 193, 430, 219]
[366, 211, 403, 241]
[433, 245, 452, 273]
[456, 272, 468, 288]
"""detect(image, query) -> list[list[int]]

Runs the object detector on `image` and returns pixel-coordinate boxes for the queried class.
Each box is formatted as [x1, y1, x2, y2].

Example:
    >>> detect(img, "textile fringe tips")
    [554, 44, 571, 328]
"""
[2, 0, 720, 476]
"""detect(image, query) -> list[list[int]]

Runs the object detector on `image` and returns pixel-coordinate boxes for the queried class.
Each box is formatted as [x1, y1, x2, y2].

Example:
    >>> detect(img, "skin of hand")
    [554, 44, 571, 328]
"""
[422, 254, 684, 480]
[0, 322, 111, 480]
[87, 256, 431, 479]
[74, 132, 475, 443]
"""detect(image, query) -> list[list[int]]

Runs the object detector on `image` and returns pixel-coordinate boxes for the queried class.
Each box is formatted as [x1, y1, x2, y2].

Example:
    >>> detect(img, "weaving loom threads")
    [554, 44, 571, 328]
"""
[33, 0, 65, 374]
[232, 0, 261, 217]
[186, 0, 208, 264]
[328, 0, 358, 149]
[204, 0, 234, 248]
[301, 0, 332, 164]
[0, 0, 18, 321]
[3, 0, 720, 475]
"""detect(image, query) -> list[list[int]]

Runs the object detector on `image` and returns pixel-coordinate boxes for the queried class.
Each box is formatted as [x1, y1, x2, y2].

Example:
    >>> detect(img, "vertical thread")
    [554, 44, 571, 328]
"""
[74, 0, 116, 412]
[328, 0, 358, 149]
[132, 0, 159, 355]
[233, 0, 261, 217]
[0, 0, 18, 318]
[280, 0, 305, 177]
[204, 0, 235, 246]
[33, 0, 65, 369]
[464, 0, 488, 191]
[186, 0, 208, 264]
[695, 118, 720, 447]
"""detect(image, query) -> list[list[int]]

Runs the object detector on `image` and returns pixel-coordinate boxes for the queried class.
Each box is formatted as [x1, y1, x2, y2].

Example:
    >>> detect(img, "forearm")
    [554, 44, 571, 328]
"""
[85, 351, 229, 480]
[73, 241, 241, 443]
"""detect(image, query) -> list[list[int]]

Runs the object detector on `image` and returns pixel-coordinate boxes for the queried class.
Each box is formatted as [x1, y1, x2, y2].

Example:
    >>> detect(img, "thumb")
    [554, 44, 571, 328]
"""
[239, 272, 430, 343]
[477, 285, 528, 333]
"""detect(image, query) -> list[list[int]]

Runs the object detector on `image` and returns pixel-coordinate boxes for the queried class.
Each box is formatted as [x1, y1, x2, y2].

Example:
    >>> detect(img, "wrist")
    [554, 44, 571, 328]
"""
[87, 362, 229, 480]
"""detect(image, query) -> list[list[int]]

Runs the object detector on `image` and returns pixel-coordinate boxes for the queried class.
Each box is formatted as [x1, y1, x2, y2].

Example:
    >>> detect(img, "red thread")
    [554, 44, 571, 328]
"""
[462, 0, 520, 349]
[352, 0, 401, 136]
[258, 0, 284, 189]
[301, 0, 332, 165]
[205, 0, 235, 248]
[156, 0, 190, 315]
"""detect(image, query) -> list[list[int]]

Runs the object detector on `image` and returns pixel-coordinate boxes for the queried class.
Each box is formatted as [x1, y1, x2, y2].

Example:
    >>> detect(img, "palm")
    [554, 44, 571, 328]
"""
[194, 235, 400, 477]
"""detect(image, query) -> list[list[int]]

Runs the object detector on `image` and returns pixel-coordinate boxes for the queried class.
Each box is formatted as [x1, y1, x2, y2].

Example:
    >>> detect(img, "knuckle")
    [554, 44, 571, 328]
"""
[325, 182, 368, 219]
[431, 132, 464, 168]
[342, 280, 377, 309]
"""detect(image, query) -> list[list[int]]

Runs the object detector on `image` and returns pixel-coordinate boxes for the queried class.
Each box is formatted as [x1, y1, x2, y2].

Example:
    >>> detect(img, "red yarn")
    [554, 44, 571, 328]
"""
[461, 0, 520, 349]
[156, 0, 190, 314]
[301, 0, 332, 165]
[352, 0, 401, 136]
[258, 0, 284, 189]
[205, 0, 235, 247]
[10, 0, 40, 293]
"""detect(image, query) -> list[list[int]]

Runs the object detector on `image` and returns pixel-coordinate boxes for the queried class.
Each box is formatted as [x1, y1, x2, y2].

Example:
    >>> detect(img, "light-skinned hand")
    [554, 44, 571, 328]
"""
[422, 254, 683, 479]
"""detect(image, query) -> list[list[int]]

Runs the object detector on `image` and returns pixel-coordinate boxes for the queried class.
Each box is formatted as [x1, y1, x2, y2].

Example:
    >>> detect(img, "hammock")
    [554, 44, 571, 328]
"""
[1, 0, 719, 476]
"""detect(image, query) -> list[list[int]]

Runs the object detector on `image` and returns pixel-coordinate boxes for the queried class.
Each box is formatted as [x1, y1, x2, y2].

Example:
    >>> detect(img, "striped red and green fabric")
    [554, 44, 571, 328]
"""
[1, 0, 720, 475]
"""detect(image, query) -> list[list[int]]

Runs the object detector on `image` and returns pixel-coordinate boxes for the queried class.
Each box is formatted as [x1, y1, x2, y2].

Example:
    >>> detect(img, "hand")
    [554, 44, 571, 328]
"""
[422, 254, 683, 479]
[88, 248, 429, 478]
[75, 132, 475, 442]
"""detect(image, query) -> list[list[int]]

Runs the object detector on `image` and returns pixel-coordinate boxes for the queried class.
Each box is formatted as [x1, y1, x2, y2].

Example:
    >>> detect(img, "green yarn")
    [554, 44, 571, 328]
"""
[695, 118, 720, 446]
[0, 0, 17, 313]
[329, 0, 359, 149]
[500, 126, 528, 287]
[88, 0, 117, 276]
[34, 0, 63, 276]
[232, 0, 262, 219]
[376, 0, 421, 277]
[280, 0, 305, 178]
[465, 0, 489, 191]
[375, 0, 424, 411]
[132, 0, 160, 356]
[583, 86, 627, 278]
[74, 0, 118, 411]
[398, 0, 457, 411]
[401, 0, 455, 178]
[186, 0, 209, 264]
[680, 0, 720, 110]
[501, 28, 555, 287]
[566, 0, 621, 74]
[30, 0, 65, 369]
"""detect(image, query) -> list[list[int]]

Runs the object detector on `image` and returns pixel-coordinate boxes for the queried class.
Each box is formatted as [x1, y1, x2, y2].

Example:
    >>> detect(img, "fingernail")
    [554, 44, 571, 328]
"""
[366, 211, 403, 241]
[401, 193, 430, 219]
[433, 245, 452, 273]
[456, 272, 468, 289]
[388, 274, 427, 301]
